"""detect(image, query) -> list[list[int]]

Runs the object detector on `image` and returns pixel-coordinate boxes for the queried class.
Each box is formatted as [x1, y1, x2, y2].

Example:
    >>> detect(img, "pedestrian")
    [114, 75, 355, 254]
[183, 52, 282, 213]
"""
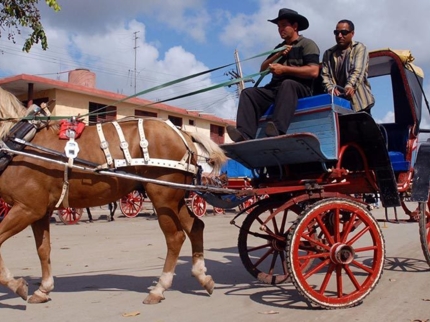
[227, 8, 320, 142]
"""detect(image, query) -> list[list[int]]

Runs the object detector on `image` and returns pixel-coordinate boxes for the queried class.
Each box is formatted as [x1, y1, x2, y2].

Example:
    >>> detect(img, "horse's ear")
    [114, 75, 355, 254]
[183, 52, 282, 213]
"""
[206, 157, 215, 167]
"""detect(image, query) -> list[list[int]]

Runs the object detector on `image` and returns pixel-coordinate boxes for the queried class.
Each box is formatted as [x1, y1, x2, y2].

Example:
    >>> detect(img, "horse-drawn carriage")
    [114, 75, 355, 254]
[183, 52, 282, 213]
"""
[0, 48, 428, 309]
[217, 48, 430, 308]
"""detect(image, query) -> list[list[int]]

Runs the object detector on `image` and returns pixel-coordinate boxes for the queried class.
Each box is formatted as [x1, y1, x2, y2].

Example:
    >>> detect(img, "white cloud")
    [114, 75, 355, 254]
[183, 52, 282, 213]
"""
[1, 0, 429, 121]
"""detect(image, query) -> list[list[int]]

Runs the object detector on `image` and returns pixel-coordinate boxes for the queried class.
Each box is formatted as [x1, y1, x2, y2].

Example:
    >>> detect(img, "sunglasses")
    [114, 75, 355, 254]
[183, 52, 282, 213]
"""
[333, 29, 352, 36]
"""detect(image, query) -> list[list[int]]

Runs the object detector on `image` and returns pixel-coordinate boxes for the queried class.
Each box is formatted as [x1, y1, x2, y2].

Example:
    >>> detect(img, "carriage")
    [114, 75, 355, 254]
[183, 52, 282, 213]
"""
[216, 48, 430, 308]
[0, 48, 428, 309]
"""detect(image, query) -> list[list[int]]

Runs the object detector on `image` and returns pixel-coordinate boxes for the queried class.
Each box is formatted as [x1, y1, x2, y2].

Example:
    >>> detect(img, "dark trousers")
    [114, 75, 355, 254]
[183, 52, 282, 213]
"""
[236, 79, 311, 139]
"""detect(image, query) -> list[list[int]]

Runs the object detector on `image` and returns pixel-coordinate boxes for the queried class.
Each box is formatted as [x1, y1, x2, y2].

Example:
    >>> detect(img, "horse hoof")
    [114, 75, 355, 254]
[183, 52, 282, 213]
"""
[143, 293, 164, 304]
[203, 276, 215, 295]
[15, 278, 28, 300]
[28, 292, 50, 304]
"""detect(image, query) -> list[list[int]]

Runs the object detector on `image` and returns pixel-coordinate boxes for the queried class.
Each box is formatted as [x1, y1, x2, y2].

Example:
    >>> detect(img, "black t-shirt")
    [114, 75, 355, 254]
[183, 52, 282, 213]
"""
[266, 35, 320, 90]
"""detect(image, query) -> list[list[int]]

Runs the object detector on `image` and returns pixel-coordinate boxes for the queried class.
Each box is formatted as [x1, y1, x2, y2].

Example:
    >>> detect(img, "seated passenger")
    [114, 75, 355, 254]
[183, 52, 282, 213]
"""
[321, 19, 375, 113]
[227, 8, 320, 142]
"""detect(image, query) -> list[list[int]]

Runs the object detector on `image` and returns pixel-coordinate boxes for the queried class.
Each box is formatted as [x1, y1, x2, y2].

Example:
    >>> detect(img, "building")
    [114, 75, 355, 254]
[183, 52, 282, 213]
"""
[0, 69, 236, 144]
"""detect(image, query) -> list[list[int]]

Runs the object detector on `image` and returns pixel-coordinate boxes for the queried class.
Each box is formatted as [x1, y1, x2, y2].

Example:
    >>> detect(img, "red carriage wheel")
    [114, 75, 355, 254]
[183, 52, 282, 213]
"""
[191, 194, 206, 218]
[419, 201, 430, 266]
[213, 207, 225, 215]
[238, 195, 257, 214]
[0, 198, 11, 221]
[57, 208, 83, 225]
[238, 200, 312, 285]
[120, 190, 144, 218]
[286, 198, 385, 309]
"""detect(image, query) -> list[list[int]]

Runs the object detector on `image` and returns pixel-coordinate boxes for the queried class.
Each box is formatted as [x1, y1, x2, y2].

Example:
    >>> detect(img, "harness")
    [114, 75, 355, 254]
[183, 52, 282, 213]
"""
[55, 118, 199, 208]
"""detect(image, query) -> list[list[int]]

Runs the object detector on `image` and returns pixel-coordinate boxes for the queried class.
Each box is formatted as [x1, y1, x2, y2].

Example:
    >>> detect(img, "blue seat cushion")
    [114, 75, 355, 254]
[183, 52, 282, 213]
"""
[261, 94, 352, 119]
[388, 151, 410, 172]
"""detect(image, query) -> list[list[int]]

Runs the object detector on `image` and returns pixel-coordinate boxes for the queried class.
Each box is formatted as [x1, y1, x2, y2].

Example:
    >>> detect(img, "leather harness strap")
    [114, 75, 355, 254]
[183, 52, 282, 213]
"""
[112, 121, 132, 165]
[96, 123, 113, 167]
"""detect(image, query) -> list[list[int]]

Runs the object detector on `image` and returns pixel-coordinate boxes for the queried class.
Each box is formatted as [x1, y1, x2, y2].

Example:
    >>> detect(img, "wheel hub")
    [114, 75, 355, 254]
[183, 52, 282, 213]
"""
[330, 242, 355, 264]
[271, 238, 286, 252]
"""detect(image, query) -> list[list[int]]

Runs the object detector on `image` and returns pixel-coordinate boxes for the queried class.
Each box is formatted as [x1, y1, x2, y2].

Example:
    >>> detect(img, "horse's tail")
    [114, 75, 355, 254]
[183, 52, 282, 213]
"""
[188, 132, 227, 174]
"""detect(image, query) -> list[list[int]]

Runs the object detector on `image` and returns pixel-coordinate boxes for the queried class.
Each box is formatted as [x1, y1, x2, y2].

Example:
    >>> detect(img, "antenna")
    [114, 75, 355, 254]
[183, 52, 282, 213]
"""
[133, 31, 140, 94]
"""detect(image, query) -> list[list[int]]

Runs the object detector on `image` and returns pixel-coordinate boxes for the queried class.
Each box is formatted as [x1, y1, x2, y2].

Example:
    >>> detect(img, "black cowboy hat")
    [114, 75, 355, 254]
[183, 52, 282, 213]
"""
[268, 8, 309, 31]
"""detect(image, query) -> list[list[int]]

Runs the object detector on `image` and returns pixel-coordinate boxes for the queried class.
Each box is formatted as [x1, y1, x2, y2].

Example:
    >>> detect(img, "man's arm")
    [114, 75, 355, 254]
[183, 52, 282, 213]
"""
[260, 46, 291, 72]
[268, 63, 319, 78]
[321, 49, 339, 94]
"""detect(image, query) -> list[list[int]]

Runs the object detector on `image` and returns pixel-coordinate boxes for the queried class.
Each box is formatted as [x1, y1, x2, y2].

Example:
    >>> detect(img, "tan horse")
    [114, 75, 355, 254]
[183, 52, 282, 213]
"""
[0, 87, 227, 304]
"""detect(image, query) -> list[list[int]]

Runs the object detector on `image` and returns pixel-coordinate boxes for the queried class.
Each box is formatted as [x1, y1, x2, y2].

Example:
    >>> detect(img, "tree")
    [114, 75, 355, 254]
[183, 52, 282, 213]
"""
[0, 0, 61, 52]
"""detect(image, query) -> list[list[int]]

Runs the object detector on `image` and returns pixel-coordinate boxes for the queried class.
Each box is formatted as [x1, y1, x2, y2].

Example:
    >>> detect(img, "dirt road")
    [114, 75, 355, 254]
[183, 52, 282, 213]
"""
[0, 205, 429, 322]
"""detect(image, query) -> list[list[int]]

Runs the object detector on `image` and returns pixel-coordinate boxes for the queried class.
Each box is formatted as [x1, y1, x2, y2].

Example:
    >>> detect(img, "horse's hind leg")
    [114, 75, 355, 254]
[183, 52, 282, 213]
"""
[28, 213, 54, 303]
[177, 202, 214, 295]
[143, 204, 186, 304]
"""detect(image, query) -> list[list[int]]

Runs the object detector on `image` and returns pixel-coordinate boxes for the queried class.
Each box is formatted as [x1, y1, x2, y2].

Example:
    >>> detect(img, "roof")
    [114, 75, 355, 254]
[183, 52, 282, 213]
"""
[0, 73, 235, 125]
[370, 48, 424, 78]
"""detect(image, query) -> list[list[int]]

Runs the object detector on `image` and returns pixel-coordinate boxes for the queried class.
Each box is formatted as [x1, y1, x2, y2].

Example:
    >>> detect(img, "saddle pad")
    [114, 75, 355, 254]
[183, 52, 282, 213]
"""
[59, 120, 86, 139]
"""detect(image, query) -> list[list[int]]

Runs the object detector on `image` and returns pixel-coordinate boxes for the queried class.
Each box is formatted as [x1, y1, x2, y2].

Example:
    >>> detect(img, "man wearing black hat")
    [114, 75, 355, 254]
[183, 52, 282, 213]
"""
[227, 8, 320, 142]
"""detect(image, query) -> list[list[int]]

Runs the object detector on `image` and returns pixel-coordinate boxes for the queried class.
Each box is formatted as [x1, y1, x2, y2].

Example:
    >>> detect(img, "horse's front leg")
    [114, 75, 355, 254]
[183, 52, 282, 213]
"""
[28, 213, 54, 303]
[0, 205, 44, 301]
[143, 207, 186, 304]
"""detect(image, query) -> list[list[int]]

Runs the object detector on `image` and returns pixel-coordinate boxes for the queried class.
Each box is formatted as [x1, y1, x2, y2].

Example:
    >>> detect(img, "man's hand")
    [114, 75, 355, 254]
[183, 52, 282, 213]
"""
[332, 88, 342, 96]
[344, 86, 355, 98]
[269, 63, 285, 75]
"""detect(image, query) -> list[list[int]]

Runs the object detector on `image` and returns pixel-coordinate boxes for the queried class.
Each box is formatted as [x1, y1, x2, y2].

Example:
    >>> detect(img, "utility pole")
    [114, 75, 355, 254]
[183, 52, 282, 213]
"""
[225, 49, 254, 97]
[234, 49, 245, 95]
[133, 31, 140, 94]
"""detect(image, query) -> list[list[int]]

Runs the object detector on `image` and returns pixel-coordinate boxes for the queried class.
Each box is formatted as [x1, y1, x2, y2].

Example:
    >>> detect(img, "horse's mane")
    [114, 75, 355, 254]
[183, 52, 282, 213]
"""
[0, 87, 33, 140]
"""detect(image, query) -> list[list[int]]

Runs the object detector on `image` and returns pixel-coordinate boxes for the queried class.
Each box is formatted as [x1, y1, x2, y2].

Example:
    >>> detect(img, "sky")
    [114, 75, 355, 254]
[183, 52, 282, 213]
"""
[1, 0, 430, 139]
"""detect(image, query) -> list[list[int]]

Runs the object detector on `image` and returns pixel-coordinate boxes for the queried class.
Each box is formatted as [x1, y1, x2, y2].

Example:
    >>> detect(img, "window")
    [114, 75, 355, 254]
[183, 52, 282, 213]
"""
[189, 119, 195, 126]
[89, 102, 117, 124]
[135, 110, 157, 118]
[168, 115, 183, 128]
[210, 124, 225, 144]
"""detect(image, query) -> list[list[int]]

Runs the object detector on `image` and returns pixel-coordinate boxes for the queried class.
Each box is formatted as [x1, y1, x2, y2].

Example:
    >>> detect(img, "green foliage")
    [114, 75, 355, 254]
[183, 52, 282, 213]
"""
[0, 0, 61, 52]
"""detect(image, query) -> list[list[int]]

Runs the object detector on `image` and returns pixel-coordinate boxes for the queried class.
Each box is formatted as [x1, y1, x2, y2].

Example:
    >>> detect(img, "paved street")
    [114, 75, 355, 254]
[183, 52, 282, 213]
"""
[0, 204, 429, 322]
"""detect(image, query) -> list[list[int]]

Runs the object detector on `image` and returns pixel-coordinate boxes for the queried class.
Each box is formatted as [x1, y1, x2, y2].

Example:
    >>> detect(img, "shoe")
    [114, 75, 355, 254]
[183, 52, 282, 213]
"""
[265, 121, 280, 137]
[227, 126, 247, 142]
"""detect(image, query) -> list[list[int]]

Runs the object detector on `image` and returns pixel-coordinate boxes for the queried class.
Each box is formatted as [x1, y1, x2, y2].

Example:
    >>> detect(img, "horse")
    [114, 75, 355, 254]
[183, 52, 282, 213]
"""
[0, 87, 227, 304]
[86, 201, 117, 222]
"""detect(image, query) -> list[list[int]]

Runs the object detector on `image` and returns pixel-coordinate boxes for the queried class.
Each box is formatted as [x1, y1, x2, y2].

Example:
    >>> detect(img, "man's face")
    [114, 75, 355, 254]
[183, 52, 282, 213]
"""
[277, 19, 297, 41]
[334, 22, 354, 48]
